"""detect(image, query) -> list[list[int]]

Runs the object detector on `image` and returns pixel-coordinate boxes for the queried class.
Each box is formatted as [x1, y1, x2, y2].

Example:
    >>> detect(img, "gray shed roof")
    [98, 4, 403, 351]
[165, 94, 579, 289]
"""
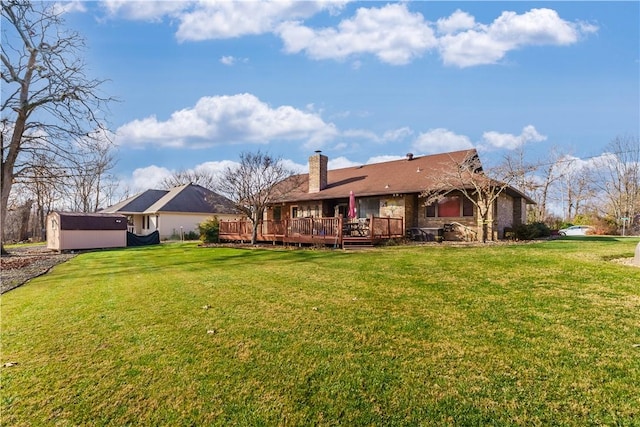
[53, 212, 128, 230]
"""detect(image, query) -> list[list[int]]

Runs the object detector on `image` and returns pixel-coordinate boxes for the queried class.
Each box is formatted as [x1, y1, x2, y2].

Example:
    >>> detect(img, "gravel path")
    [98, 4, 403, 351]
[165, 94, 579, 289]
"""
[1, 246, 76, 294]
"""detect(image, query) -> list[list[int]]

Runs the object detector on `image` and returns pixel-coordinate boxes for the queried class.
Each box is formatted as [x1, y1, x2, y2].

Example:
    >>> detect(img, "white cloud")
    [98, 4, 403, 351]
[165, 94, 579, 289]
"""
[436, 9, 476, 35]
[220, 56, 235, 66]
[176, 1, 349, 42]
[481, 125, 547, 150]
[383, 127, 413, 142]
[193, 160, 239, 177]
[102, 0, 350, 41]
[279, 158, 307, 174]
[277, 3, 437, 65]
[101, 0, 189, 22]
[557, 153, 611, 176]
[130, 165, 172, 191]
[277, 5, 595, 67]
[219, 55, 248, 66]
[366, 155, 405, 164]
[100, 2, 597, 67]
[328, 156, 361, 170]
[115, 93, 338, 148]
[341, 126, 413, 144]
[438, 8, 598, 67]
[412, 128, 474, 154]
[53, 1, 87, 15]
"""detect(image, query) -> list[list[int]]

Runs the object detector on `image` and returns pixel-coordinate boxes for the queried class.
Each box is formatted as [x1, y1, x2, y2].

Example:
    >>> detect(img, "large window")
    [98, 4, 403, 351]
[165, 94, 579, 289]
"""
[358, 198, 379, 218]
[426, 195, 474, 218]
[438, 196, 460, 217]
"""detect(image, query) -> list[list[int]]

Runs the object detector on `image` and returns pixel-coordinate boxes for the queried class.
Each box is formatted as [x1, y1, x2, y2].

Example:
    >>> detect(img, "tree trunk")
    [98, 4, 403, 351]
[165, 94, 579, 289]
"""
[18, 200, 34, 241]
[251, 221, 258, 245]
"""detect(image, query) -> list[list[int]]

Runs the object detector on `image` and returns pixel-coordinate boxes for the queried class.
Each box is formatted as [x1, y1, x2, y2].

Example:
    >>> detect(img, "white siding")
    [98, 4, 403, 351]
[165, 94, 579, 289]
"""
[157, 213, 240, 239]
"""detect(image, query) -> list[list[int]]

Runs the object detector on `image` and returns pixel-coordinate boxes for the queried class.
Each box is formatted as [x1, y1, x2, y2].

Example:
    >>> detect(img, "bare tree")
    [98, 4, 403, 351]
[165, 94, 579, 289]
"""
[21, 152, 64, 239]
[215, 151, 298, 244]
[161, 168, 217, 190]
[527, 149, 568, 223]
[64, 134, 117, 212]
[1, 0, 113, 254]
[590, 135, 640, 234]
[421, 151, 518, 243]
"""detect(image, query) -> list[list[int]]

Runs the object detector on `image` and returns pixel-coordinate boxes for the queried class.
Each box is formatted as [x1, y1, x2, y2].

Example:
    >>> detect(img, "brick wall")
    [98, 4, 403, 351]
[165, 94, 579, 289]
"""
[308, 152, 327, 193]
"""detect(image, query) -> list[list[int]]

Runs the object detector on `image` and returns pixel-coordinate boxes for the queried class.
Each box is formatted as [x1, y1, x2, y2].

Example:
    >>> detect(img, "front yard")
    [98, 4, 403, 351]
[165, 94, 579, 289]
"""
[1, 238, 639, 425]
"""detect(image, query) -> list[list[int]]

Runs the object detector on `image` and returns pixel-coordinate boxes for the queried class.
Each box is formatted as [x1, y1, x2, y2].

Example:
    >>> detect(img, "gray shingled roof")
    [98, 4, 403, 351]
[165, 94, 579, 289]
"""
[101, 189, 167, 214]
[101, 184, 237, 215]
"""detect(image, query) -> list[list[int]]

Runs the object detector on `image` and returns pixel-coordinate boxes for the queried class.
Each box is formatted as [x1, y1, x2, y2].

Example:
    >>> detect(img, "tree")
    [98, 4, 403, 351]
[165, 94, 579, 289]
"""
[1, 0, 113, 254]
[215, 151, 298, 244]
[555, 159, 594, 221]
[64, 134, 117, 212]
[421, 151, 519, 243]
[522, 148, 567, 223]
[590, 135, 640, 234]
[19, 151, 64, 240]
[161, 168, 217, 190]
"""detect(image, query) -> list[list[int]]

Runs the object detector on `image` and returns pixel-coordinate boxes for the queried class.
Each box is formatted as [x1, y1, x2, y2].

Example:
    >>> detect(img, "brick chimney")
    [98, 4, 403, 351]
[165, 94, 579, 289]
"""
[308, 150, 328, 193]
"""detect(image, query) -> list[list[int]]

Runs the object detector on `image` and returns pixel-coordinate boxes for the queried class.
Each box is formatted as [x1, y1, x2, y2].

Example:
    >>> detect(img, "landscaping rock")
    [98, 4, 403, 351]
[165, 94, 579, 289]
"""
[634, 242, 640, 266]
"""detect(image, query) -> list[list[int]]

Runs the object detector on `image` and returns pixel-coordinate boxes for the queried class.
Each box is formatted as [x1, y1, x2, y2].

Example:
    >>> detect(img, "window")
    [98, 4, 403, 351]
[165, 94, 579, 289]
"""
[438, 196, 460, 217]
[426, 203, 436, 217]
[462, 198, 474, 217]
[425, 195, 475, 218]
[358, 198, 379, 218]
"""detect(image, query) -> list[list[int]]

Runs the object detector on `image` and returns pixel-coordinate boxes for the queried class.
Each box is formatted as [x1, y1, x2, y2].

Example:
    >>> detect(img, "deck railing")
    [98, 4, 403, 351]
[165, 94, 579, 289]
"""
[219, 216, 404, 246]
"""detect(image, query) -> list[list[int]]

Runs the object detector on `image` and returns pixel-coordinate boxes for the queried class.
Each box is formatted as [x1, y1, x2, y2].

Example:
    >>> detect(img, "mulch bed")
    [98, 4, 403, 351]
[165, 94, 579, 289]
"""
[1, 246, 76, 294]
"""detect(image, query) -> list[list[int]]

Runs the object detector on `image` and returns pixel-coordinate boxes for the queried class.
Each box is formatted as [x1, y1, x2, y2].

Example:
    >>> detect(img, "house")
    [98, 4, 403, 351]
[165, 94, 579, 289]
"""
[101, 183, 239, 240]
[256, 149, 533, 243]
[47, 212, 127, 251]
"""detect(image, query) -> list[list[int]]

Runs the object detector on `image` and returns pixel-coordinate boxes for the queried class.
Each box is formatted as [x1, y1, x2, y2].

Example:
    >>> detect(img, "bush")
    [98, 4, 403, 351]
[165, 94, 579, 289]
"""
[514, 222, 551, 240]
[184, 231, 199, 240]
[198, 217, 219, 243]
[569, 213, 618, 235]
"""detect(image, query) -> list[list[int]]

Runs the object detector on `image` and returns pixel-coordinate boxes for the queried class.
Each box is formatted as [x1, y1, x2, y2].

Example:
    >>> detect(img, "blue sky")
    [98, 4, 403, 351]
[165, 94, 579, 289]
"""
[61, 1, 639, 191]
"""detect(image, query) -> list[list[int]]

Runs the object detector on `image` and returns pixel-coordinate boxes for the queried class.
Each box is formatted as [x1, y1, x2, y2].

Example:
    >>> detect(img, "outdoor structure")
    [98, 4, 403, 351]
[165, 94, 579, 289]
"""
[47, 212, 127, 251]
[219, 149, 534, 247]
[101, 183, 239, 240]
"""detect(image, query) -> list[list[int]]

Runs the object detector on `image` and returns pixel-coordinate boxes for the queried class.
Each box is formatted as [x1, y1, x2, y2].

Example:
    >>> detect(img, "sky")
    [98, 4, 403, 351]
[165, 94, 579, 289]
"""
[58, 1, 639, 192]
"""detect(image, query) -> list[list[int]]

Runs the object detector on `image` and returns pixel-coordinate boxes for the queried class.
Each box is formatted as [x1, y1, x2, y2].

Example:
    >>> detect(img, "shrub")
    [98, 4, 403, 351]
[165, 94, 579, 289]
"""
[514, 222, 551, 240]
[184, 231, 199, 240]
[198, 217, 219, 243]
[570, 213, 618, 235]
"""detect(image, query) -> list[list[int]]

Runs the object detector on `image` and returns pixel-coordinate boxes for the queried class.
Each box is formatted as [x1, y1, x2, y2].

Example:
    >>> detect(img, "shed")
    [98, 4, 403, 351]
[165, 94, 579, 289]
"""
[47, 212, 127, 251]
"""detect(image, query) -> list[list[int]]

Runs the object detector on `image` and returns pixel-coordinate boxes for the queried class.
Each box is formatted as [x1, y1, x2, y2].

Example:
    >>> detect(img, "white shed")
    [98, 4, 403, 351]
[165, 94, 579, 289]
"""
[47, 212, 127, 251]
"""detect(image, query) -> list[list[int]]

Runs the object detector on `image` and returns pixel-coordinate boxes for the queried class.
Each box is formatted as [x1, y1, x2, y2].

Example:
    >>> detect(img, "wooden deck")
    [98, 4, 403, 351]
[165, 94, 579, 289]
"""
[219, 216, 404, 249]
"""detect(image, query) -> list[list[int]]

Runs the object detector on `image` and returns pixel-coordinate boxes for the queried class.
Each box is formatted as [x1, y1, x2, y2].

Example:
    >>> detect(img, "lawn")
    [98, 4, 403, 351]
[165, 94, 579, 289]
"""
[1, 238, 639, 426]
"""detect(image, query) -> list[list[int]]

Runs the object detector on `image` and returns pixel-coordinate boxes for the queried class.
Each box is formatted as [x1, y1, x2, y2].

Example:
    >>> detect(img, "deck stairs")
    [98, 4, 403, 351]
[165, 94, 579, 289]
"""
[342, 236, 374, 250]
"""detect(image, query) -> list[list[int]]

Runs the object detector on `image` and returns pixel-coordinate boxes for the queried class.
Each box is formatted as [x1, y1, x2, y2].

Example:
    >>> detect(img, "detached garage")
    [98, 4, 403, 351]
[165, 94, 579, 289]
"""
[47, 212, 127, 251]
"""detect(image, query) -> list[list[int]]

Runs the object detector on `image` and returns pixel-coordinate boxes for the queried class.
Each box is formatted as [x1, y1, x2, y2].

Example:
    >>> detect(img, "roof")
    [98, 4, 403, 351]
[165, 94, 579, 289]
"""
[51, 212, 128, 231]
[101, 184, 238, 215]
[277, 149, 534, 203]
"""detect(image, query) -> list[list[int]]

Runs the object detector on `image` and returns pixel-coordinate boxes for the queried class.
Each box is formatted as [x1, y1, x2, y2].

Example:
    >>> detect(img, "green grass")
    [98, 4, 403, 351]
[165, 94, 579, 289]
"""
[1, 238, 639, 426]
